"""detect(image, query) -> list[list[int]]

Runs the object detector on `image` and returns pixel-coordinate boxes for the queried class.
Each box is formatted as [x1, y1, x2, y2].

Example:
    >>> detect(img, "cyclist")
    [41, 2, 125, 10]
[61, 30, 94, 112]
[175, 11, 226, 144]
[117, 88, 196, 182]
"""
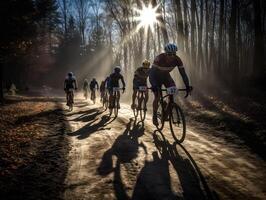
[131, 59, 150, 110]
[99, 80, 106, 101]
[83, 79, 89, 99]
[64, 72, 78, 105]
[149, 43, 192, 126]
[89, 78, 99, 101]
[108, 66, 126, 109]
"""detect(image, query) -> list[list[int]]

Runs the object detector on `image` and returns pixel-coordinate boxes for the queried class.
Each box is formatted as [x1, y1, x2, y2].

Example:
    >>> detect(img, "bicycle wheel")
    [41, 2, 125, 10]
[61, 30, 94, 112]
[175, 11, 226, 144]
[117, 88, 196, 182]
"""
[133, 92, 139, 118]
[114, 93, 119, 117]
[169, 103, 186, 143]
[139, 93, 146, 121]
[133, 106, 138, 118]
[156, 102, 165, 130]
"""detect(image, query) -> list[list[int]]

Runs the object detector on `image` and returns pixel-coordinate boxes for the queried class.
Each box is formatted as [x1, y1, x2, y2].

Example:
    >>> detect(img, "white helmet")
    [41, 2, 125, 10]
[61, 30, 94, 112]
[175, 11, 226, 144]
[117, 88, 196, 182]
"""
[164, 43, 178, 53]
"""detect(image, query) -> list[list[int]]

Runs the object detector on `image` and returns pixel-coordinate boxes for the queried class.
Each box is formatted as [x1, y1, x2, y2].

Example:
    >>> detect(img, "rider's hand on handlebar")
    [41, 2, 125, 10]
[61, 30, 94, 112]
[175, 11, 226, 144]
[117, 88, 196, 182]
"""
[122, 87, 125, 93]
[185, 86, 193, 98]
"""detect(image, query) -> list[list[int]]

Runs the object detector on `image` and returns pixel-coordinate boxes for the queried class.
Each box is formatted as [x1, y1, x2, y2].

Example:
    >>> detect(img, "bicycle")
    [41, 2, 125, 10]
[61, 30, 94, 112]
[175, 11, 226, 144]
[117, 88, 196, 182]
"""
[66, 88, 74, 111]
[132, 86, 150, 121]
[156, 87, 187, 143]
[109, 87, 123, 117]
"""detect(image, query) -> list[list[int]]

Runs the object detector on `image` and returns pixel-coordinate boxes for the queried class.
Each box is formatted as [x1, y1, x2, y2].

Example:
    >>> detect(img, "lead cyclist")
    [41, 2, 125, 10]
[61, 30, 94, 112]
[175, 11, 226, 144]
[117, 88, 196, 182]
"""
[148, 43, 193, 126]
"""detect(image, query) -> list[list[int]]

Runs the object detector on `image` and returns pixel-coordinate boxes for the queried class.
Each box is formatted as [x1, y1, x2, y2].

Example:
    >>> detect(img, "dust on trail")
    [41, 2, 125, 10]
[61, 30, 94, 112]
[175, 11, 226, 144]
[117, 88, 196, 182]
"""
[63, 98, 266, 200]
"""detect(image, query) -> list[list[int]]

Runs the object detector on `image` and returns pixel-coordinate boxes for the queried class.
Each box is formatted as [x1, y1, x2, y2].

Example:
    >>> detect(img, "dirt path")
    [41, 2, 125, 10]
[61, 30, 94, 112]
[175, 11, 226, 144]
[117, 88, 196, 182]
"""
[63, 98, 266, 200]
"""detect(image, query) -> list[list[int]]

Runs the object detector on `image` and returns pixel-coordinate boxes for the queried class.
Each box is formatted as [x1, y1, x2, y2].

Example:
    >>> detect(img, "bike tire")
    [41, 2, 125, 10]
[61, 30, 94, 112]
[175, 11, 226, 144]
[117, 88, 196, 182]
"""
[169, 104, 186, 143]
[133, 107, 138, 118]
[156, 102, 165, 130]
[139, 94, 146, 121]
[114, 93, 119, 117]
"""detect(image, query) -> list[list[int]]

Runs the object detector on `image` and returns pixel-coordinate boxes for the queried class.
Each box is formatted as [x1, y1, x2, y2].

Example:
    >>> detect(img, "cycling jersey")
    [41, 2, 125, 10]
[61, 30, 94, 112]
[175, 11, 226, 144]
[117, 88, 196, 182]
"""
[90, 80, 99, 90]
[109, 72, 124, 88]
[64, 76, 77, 90]
[149, 53, 183, 92]
[152, 53, 183, 72]
[133, 66, 150, 89]
[100, 81, 105, 92]
[134, 66, 150, 81]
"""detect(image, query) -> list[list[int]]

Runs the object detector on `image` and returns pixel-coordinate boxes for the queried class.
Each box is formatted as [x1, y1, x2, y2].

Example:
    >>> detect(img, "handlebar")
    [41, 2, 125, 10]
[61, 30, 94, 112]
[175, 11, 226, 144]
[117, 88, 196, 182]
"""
[160, 88, 187, 92]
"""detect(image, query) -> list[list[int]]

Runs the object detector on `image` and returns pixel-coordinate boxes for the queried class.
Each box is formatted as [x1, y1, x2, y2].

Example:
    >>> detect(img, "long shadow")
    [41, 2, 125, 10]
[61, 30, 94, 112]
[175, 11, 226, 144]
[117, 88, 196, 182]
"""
[0, 103, 71, 200]
[98, 119, 147, 200]
[132, 150, 179, 200]
[152, 130, 218, 200]
[64, 107, 101, 117]
[67, 113, 115, 140]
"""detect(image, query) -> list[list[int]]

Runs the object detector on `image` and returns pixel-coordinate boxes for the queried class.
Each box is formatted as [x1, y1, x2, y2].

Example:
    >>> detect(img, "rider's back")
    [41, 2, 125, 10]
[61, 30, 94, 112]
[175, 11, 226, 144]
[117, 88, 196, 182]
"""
[109, 72, 123, 86]
[65, 76, 76, 89]
[152, 53, 183, 72]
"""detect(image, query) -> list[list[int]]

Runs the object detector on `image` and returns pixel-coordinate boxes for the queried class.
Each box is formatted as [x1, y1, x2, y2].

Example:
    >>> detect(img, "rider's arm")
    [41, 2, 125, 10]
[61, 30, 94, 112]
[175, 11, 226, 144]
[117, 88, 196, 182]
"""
[96, 82, 99, 89]
[74, 79, 78, 89]
[177, 66, 190, 88]
[121, 76, 126, 88]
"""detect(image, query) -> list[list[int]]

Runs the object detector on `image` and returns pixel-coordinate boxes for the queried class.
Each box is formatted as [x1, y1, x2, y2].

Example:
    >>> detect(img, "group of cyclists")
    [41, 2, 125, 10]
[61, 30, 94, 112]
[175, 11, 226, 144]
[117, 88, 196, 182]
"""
[64, 43, 193, 125]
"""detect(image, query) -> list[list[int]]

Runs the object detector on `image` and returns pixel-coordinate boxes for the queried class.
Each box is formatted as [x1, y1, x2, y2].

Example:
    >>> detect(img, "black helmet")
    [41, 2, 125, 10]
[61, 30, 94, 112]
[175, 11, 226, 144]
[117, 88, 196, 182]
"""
[68, 72, 73, 77]
[114, 66, 121, 73]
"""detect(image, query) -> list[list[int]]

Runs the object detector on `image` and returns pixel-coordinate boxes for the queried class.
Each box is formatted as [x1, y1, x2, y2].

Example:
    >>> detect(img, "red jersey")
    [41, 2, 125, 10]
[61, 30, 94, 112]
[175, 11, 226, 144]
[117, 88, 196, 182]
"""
[152, 53, 183, 72]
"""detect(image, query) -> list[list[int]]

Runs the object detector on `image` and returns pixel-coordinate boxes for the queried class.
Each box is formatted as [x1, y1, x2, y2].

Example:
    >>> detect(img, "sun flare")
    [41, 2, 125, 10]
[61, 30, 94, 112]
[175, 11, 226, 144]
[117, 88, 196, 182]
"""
[134, 3, 160, 32]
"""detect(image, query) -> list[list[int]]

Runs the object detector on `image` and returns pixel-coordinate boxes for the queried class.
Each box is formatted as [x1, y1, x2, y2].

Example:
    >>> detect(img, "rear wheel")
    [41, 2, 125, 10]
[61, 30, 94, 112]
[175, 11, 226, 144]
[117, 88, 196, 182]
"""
[156, 102, 165, 130]
[139, 93, 146, 121]
[169, 103, 186, 143]
[114, 92, 119, 117]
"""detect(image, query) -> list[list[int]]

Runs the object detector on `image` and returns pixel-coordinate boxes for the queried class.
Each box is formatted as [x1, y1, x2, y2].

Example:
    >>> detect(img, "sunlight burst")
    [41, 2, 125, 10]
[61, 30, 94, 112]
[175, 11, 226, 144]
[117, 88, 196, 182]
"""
[134, 3, 160, 32]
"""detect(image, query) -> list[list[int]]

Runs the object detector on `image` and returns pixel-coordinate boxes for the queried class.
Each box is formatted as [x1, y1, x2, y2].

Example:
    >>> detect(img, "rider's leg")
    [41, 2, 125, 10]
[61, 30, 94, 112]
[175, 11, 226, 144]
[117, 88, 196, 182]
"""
[108, 89, 113, 108]
[131, 90, 137, 109]
[143, 90, 149, 110]
[66, 92, 69, 106]
[117, 91, 121, 109]
[152, 91, 160, 125]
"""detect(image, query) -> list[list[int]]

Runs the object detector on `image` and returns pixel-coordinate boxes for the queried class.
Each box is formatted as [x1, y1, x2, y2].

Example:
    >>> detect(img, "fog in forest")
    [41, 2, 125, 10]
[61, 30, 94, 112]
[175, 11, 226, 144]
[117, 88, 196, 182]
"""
[1, 0, 266, 100]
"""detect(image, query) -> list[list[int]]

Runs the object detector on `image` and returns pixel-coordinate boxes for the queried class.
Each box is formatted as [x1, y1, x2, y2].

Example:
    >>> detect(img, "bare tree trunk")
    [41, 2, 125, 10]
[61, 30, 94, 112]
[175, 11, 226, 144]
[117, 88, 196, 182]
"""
[253, 0, 265, 79]
[205, 0, 209, 72]
[152, 0, 169, 44]
[229, 0, 238, 85]
[191, 0, 197, 65]
[218, 0, 224, 76]
[0, 62, 3, 103]
[209, 0, 217, 71]
[183, 0, 189, 53]
[173, 0, 184, 49]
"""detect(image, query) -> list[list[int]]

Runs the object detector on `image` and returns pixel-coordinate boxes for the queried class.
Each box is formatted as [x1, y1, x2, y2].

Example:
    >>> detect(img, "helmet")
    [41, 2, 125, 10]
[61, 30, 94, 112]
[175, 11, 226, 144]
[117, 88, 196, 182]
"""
[114, 66, 121, 73]
[68, 72, 73, 77]
[164, 43, 178, 53]
[92, 78, 96, 81]
[142, 59, 150, 68]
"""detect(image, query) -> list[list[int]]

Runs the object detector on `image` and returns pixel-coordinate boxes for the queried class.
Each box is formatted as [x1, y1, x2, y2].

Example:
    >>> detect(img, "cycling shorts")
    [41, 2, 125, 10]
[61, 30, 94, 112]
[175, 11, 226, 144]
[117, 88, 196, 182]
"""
[133, 77, 147, 90]
[149, 68, 175, 92]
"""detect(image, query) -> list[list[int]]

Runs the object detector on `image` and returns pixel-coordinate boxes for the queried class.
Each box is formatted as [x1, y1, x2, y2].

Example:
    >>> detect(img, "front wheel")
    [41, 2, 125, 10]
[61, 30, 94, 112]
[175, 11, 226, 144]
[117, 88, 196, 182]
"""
[169, 104, 186, 143]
